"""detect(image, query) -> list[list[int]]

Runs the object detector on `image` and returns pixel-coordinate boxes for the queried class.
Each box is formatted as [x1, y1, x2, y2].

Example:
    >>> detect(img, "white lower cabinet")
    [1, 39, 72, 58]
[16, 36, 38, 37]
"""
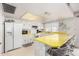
[34, 41, 49, 56]
[23, 35, 34, 45]
[34, 41, 46, 56]
[34, 41, 50, 56]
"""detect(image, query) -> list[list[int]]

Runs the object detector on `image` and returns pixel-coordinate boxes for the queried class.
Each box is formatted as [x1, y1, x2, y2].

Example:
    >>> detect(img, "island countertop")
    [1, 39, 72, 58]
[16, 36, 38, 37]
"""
[35, 32, 73, 48]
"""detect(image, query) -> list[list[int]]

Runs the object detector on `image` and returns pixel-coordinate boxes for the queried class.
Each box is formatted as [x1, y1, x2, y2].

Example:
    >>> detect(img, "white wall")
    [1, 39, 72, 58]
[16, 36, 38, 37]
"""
[60, 18, 75, 34]
[0, 22, 3, 53]
[73, 18, 79, 47]
[0, 3, 4, 53]
[66, 17, 79, 48]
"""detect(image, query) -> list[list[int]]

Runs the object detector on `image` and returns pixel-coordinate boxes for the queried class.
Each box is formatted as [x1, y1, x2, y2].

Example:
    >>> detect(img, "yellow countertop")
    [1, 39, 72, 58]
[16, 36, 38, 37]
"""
[35, 32, 69, 48]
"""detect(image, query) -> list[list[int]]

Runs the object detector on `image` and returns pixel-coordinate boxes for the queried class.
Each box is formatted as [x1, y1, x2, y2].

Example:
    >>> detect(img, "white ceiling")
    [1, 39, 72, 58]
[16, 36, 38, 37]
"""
[5, 3, 74, 22]
[70, 3, 79, 11]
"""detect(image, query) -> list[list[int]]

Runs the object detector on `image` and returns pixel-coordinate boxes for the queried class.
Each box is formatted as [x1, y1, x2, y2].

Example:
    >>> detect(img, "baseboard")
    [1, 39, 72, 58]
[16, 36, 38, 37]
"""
[6, 47, 21, 52]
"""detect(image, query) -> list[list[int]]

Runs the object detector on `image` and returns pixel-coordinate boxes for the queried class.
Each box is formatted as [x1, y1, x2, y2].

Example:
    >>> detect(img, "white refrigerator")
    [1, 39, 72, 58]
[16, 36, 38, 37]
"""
[5, 22, 14, 52]
[14, 22, 23, 49]
[4, 21, 23, 52]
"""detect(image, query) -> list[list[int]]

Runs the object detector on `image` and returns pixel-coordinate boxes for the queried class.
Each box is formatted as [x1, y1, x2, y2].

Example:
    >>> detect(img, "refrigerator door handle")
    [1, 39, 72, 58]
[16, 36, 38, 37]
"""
[0, 42, 2, 45]
[7, 32, 13, 35]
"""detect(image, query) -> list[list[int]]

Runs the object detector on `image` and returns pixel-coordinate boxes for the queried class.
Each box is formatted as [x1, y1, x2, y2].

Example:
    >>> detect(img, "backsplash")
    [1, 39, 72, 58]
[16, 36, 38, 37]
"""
[59, 18, 75, 35]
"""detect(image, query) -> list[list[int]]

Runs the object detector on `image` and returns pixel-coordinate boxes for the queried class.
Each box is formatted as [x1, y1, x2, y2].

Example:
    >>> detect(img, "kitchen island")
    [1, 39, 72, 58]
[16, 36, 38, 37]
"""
[34, 32, 74, 56]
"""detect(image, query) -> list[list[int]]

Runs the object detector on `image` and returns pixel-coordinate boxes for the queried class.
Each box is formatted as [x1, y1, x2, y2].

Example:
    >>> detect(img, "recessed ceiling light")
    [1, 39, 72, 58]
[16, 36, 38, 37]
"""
[22, 12, 43, 20]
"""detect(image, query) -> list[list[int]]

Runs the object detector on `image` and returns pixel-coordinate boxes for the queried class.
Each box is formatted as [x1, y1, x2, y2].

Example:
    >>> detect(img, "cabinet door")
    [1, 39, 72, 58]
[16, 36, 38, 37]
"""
[14, 23, 23, 48]
[51, 22, 59, 32]
[44, 23, 52, 32]
[34, 41, 46, 56]
[27, 36, 31, 43]
[44, 22, 59, 32]
[25, 36, 29, 44]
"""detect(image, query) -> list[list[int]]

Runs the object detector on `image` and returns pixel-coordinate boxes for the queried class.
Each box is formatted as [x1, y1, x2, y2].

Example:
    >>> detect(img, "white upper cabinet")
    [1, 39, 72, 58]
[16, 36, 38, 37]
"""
[44, 23, 52, 32]
[51, 22, 59, 32]
[44, 22, 59, 32]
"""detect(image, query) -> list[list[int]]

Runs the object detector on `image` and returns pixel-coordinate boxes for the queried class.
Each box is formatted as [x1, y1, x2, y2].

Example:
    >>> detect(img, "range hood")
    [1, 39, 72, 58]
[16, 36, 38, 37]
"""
[67, 3, 79, 17]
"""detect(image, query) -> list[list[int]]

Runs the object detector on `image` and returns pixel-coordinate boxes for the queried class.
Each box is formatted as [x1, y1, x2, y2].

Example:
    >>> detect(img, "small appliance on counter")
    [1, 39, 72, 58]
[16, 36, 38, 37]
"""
[22, 30, 28, 35]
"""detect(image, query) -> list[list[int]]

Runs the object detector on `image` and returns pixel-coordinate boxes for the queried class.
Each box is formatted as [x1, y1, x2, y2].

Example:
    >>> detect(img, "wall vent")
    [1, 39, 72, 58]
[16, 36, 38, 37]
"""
[2, 3, 16, 14]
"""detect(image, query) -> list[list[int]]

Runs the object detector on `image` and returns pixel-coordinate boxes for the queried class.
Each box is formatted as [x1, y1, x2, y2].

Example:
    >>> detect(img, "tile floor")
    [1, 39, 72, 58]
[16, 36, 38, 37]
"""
[2, 46, 34, 56]
[0, 45, 79, 56]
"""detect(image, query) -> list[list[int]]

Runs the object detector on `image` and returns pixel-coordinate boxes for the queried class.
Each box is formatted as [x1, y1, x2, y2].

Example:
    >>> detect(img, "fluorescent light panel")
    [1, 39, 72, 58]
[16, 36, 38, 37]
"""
[22, 12, 42, 20]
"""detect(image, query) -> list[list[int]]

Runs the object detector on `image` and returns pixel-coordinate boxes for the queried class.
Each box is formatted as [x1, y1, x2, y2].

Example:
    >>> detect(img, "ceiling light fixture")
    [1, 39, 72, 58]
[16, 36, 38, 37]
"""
[22, 12, 43, 20]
